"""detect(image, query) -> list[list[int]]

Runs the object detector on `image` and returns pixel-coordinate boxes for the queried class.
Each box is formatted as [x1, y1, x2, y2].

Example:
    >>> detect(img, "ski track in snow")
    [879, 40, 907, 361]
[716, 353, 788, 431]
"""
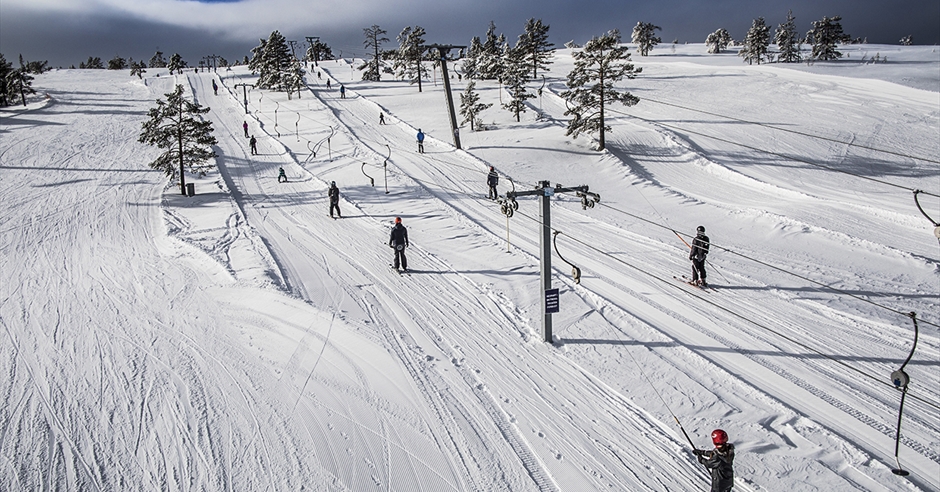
[1, 45, 938, 491]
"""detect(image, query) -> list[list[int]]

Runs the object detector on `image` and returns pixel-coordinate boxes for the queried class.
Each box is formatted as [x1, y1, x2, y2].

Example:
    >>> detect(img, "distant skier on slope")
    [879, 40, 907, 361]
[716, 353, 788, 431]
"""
[379, 112, 386, 125]
[693, 429, 735, 492]
[340, 84, 346, 99]
[243, 121, 249, 138]
[689, 225, 710, 287]
[277, 167, 287, 183]
[416, 129, 425, 154]
[487, 166, 499, 199]
[389, 217, 409, 272]
[249, 135, 258, 155]
[212, 79, 218, 95]
[328, 181, 341, 218]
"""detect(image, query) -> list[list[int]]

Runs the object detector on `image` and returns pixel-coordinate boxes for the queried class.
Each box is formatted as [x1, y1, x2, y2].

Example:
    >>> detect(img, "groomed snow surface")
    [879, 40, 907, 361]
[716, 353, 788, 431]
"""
[1, 44, 938, 491]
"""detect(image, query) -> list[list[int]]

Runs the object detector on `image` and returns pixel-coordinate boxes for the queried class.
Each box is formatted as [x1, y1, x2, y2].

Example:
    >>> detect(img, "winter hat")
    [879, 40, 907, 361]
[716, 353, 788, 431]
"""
[395, 217, 402, 224]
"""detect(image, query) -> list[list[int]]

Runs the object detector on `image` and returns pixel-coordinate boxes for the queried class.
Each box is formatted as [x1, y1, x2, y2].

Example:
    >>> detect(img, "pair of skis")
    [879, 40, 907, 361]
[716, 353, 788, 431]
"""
[674, 275, 713, 291]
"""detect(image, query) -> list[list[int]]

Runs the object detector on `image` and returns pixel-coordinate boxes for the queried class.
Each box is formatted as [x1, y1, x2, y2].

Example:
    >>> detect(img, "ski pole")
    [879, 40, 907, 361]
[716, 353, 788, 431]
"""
[673, 230, 691, 249]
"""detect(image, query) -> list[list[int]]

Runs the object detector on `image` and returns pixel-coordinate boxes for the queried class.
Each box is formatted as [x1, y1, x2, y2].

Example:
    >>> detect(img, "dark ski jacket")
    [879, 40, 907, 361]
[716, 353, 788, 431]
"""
[487, 170, 499, 187]
[690, 233, 710, 261]
[328, 185, 340, 204]
[389, 223, 409, 248]
[416, 131, 425, 143]
[699, 444, 734, 492]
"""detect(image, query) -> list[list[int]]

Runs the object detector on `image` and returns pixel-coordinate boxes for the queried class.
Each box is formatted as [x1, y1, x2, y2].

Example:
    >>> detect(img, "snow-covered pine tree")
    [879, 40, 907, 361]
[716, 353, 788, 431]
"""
[561, 29, 641, 151]
[305, 39, 335, 66]
[23, 58, 49, 74]
[395, 26, 429, 91]
[6, 67, 35, 107]
[130, 61, 147, 79]
[775, 10, 802, 63]
[283, 56, 306, 99]
[501, 44, 535, 122]
[359, 25, 389, 81]
[138, 84, 218, 195]
[167, 53, 186, 74]
[108, 55, 127, 70]
[5, 55, 35, 107]
[739, 17, 770, 65]
[516, 18, 554, 78]
[254, 31, 294, 92]
[631, 22, 662, 56]
[0, 53, 12, 107]
[149, 51, 167, 68]
[806, 16, 851, 61]
[899, 35, 913, 46]
[705, 28, 732, 54]
[477, 22, 505, 80]
[82, 57, 104, 69]
[459, 81, 492, 131]
[248, 38, 266, 73]
[461, 36, 484, 80]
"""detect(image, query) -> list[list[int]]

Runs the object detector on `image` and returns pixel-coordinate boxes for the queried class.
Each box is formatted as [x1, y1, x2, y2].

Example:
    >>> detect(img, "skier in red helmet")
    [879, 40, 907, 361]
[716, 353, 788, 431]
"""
[389, 217, 409, 272]
[693, 429, 734, 491]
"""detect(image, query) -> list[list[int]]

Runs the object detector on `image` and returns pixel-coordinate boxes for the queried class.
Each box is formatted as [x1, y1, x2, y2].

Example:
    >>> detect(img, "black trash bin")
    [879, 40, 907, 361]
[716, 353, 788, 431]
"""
[186, 183, 195, 196]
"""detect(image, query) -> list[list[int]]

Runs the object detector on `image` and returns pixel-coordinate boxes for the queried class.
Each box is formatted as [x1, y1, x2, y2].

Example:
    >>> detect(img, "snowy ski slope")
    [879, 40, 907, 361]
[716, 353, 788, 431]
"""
[1, 43, 937, 491]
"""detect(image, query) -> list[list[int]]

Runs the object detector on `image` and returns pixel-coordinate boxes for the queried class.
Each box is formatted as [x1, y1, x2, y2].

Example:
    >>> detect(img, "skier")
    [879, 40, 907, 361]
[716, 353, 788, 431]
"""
[693, 429, 735, 492]
[212, 79, 218, 95]
[249, 135, 258, 155]
[416, 129, 425, 154]
[277, 167, 288, 183]
[379, 112, 386, 125]
[243, 121, 249, 138]
[326, 79, 332, 90]
[486, 166, 499, 199]
[689, 225, 710, 287]
[340, 85, 346, 98]
[389, 217, 409, 272]
[328, 181, 341, 218]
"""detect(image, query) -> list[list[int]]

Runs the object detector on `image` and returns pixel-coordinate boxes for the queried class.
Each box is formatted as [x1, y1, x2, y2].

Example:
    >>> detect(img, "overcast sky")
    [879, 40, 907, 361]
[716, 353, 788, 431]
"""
[1, 0, 938, 68]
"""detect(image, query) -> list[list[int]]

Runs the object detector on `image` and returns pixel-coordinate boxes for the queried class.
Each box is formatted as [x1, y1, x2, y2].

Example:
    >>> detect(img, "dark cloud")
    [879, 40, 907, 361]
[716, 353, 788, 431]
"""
[1, 0, 937, 68]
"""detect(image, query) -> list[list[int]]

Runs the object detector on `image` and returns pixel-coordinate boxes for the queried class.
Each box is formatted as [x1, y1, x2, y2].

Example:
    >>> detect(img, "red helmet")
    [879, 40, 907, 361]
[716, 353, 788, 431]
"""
[395, 217, 402, 224]
[711, 429, 728, 445]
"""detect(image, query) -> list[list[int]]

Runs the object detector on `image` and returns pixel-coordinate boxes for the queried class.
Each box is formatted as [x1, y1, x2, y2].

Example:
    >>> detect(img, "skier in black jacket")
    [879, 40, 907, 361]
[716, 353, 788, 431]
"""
[689, 225, 710, 287]
[389, 217, 409, 271]
[694, 429, 735, 492]
[328, 181, 341, 218]
[487, 166, 499, 199]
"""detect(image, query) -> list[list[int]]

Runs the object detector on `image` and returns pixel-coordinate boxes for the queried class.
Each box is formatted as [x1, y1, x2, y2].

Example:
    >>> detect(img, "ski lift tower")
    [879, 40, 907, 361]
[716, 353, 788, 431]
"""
[425, 44, 465, 150]
[305, 36, 321, 67]
[506, 181, 599, 342]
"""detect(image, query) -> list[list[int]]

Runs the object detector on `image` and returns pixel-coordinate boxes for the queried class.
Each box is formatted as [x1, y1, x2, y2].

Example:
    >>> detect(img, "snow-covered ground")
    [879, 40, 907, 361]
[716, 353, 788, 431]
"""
[1, 43, 937, 491]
